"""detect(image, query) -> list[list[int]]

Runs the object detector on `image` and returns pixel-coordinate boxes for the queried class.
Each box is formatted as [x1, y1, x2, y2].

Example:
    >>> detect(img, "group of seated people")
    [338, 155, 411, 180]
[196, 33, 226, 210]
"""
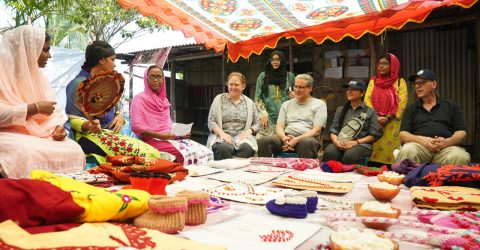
[0, 25, 471, 179]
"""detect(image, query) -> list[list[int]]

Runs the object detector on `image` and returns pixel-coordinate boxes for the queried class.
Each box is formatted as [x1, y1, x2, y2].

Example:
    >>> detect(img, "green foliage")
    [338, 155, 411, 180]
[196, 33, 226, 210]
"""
[2, 0, 167, 49]
[3, 0, 71, 27]
[62, 0, 165, 47]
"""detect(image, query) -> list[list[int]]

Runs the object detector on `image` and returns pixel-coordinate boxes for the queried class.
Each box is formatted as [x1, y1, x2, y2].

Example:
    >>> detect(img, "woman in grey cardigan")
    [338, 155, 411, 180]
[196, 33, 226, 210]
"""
[206, 72, 260, 160]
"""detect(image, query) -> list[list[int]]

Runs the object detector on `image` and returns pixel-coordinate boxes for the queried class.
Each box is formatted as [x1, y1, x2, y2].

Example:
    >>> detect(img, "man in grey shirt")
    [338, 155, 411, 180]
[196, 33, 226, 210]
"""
[258, 74, 327, 158]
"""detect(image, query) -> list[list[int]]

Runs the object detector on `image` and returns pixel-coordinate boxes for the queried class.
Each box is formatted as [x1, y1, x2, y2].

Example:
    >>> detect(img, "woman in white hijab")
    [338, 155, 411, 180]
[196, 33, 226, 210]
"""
[0, 25, 85, 178]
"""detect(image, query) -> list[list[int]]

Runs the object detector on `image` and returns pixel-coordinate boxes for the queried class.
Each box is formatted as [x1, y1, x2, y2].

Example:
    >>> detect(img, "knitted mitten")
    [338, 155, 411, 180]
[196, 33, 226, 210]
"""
[133, 195, 187, 234]
[266, 196, 308, 219]
[175, 190, 210, 226]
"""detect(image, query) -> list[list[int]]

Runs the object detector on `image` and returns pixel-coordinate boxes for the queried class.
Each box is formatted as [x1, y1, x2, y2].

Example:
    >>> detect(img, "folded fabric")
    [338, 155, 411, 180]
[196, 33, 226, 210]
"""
[405, 164, 480, 188]
[106, 154, 135, 166]
[0, 179, 84, 228]
[410, 186, 480, 210]
[266, 196, 308, 219]
[88, 155, 188, 184]
[355, 165, 388, 176]
[392, 159, 421, 175]
[0, 220, 226, 250]
[321, 161, 355, 173]
[250, 157, 320, 171]
[31, 170, 150, 222]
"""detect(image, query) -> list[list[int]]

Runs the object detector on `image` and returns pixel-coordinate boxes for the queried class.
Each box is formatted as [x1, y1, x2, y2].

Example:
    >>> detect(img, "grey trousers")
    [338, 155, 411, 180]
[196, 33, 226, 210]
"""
[395, 142, 470, 165]
[323, 143, 372, 164]
[257, 136, 319, 159]
[212, 142, 255, 160]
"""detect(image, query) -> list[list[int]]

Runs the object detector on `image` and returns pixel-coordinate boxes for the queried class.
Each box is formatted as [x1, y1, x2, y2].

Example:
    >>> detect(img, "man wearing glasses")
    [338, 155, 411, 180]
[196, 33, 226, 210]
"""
[258, 74, 327, 158]
[396, 69, 470, 165]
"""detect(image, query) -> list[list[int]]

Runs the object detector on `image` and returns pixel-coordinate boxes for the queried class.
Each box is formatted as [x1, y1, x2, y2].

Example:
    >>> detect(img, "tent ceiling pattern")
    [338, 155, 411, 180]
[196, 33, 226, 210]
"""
[157, 0, 411, 42]
[117, 0, 477, 62]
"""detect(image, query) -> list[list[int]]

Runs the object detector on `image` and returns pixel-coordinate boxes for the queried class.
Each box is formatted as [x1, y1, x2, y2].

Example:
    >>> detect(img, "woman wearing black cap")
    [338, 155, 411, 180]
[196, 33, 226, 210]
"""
[323, 79, 379, 165]
[65, 41, 175, 164]
[254, 50, 295, 138]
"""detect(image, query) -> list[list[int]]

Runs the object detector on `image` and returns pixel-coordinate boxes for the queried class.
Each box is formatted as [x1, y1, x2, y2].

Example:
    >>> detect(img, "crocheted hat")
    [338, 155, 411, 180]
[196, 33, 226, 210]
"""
[133, 195, 187, 234]
[266, 196, 308, 219]
[288, 190, 318, 213]
[129, 172, 171, 195]
[175, 190, 210, 226]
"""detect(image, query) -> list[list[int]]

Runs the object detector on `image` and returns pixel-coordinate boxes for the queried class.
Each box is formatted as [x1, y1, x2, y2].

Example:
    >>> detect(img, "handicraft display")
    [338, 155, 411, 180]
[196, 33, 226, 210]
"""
[272, 175, 353, 193]
[166, 177, 224, 195]
[410, 186, 480, 210]
[76, 70, 125, 119]
[204, 183, 290, 205]
[207, 159, 250, 170]
[242, 164, 293, 174]
[299, 170, 361, 183]
[326, 209, 480, 249]
[250, 157, 320, 171]
[207, 170, 278, 185]
[185, 164, 224, 177]
[181, 212, 322, 250]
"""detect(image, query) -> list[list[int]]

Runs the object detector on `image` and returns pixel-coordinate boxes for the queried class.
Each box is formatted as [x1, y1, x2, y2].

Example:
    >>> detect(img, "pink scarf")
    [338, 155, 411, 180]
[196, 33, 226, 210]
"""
[371, 53, 400, 117]
[130, 68, 171, 137]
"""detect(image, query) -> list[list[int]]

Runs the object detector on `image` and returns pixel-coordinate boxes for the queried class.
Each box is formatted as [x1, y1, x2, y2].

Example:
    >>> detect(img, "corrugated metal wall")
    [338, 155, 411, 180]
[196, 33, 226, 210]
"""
[393, 24, 477, 145]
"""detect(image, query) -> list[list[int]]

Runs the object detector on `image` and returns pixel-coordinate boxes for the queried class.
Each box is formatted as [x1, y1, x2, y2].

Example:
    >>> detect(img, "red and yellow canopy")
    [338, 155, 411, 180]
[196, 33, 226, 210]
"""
[117, 0, 477, 62]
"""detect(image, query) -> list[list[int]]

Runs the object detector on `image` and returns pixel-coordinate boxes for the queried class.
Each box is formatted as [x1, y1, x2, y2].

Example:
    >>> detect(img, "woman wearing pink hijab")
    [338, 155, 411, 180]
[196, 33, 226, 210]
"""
[130, 65, 213, 165]
[0, 25, 85, 178]
[365, 53, 408, 165]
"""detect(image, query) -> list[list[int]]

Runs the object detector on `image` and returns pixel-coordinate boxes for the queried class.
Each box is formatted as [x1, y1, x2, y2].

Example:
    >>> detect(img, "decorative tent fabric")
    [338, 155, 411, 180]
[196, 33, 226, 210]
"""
[116, 0, 477, 62]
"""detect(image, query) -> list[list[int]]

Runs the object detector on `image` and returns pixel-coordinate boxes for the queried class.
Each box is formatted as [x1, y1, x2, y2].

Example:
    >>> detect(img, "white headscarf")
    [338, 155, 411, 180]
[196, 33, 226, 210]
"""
[0, 25, 64, 137]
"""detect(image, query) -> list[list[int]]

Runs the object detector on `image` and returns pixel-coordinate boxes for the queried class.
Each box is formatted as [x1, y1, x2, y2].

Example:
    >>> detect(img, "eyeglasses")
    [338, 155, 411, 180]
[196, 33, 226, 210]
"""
[414, 79, 432, 86]
[294, 85, 309, 90]
[269, 58, 281, 62]
[148, 75, 163, 81]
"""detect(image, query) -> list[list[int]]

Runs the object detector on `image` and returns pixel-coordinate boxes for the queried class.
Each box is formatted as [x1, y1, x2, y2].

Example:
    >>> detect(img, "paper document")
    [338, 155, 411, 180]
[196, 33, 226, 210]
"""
[171, 122, 193, 136]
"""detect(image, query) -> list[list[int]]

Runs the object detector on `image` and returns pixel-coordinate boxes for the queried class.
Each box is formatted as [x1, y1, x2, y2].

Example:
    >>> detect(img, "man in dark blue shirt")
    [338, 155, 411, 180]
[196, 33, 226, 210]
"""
[396, 69, 470, 165]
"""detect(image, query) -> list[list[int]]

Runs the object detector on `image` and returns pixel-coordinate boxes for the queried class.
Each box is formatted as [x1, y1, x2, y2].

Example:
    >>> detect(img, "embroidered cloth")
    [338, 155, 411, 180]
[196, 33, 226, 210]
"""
[410, 186, 480, 210]
[250, 157, 320, 171]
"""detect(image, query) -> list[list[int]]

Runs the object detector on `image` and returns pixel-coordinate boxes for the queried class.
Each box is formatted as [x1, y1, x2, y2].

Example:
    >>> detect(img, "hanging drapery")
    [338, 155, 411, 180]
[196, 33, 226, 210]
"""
[116, 0, 478, 62]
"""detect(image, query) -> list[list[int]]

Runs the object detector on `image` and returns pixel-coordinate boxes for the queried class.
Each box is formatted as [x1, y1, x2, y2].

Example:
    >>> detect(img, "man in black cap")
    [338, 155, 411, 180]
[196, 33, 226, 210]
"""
[396, 69, 470, 165]
[322, 79, 379, 164]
